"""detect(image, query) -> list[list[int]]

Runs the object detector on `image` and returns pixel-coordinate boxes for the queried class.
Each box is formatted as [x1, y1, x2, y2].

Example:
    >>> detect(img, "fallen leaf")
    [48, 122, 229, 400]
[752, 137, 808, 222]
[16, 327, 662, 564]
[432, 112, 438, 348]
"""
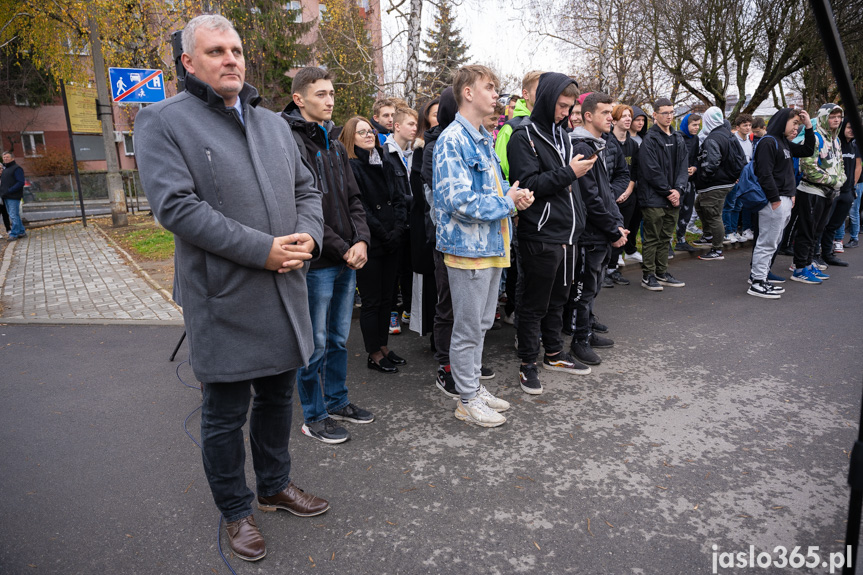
[331, 552, 335, 560]
[345, 531, 353, 537]
[386, 521, 397, 526]
[309, 556, 314, 563]
[428, 483, 435, 488]
[772, 506, 784, 510]
[400, 487, 417, 493]
[569, 433, 573, 439]
[515, 485, 523, 489]
[656, 486, 668, 490]
[462, 476, 472, 480]
[738, 514, 750, 518]
[367, 466, 372, 471]
[693, 504, 699, 510]
[587, 518, 593, 536]
[605, 520, 613, 528]
[534, 541, 541, 550]
[184, 481, 194, 494]
[403, 469, 412, 474]
[126, 534, 133, 538]
[704, 472, 711, 479]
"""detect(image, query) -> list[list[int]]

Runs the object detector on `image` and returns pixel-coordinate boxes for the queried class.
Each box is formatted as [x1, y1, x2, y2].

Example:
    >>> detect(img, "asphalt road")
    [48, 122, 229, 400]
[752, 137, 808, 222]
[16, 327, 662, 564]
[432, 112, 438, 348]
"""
[1, 243, 862, 574]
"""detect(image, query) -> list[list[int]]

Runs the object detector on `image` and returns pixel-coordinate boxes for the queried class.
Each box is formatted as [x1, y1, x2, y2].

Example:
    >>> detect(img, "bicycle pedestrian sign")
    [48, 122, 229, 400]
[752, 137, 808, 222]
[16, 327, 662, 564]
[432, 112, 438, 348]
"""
[109, 67, 166, 104]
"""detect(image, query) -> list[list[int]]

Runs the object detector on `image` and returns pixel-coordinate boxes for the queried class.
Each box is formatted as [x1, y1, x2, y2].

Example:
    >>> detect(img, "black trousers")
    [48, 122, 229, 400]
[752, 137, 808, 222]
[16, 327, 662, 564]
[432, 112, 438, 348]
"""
[432, 249, 453, 366]
[821, 190, 854, 256]
[610, 194, 638, 269]
[793, 192, 832, 268]
[676, 181, 696, 241]
[356, 250, 399, 353]
[516, 239, 571, 363]
[569, 243, 611, 341]
[0, 201, 10, 232]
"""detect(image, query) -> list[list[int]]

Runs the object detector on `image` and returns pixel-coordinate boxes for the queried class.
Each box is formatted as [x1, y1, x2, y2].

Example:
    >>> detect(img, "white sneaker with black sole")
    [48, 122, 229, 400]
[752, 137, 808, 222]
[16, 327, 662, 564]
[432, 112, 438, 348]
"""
[301, 417, 350, 444]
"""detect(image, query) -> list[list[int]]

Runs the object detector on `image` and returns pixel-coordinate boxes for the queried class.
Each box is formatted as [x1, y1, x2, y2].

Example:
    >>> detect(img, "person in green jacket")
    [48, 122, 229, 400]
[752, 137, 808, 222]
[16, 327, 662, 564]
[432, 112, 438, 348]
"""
[495, 69, 543, 180]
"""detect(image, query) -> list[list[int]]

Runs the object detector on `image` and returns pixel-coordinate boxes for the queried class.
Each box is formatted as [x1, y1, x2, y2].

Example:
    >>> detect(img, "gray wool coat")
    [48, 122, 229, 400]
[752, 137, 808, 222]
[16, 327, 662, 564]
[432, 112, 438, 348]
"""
[134, 75, 323, 383]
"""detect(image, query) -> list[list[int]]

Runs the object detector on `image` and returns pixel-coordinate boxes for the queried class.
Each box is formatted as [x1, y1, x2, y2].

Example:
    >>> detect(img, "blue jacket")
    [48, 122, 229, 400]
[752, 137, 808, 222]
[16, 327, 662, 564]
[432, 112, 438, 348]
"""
[433, 113, 516, 258]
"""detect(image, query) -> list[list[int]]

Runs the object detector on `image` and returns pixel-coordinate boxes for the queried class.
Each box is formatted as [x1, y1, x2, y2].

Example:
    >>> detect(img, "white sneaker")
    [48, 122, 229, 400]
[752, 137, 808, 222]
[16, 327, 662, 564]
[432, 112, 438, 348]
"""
[834, 240, 845, 253]
[502, 311, 515, 325]
[733, 232, 747, 242]
[741, 229, 755, 241]
[454, 397, 506, 427]
[723, 233, 738, 244]
[477, 385, 510, 412]
[617, 255, 625, 267]
[626, 251, 643, 263]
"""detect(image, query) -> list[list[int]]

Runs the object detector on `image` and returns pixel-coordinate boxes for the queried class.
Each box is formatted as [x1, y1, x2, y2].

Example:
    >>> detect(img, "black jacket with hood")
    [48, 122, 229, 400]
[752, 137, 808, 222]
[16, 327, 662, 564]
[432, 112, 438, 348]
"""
[695, 121, 746, 191]
[570, 127, 625, 246]
[752, 108, 816, 203]
[631, 105, 649, 144]
[282, 104, 370, 269]
[506, 72, 586, 245]
[637, 124, 690, 209]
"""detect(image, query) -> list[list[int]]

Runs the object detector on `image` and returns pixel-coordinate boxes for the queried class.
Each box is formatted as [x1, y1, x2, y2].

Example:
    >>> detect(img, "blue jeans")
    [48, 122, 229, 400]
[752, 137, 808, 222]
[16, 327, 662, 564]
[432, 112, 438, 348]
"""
[4, 199, 24, 237]
[296, 264, 354, 424]
[200, 371, 295, 523]
[722, 189, 752, 234]
[837, 183, 862, 241]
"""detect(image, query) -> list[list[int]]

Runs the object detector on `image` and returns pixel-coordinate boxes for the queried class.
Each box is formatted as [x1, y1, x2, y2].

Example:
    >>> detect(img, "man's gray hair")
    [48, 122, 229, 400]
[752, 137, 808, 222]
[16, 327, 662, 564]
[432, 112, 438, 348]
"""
[182, 14, 239, 55]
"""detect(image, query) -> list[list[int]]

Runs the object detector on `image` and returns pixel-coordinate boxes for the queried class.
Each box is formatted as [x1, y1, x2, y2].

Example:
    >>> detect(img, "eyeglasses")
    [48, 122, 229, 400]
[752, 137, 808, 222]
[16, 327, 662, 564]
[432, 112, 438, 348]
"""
[356, 129, 374, 137]
[656, 111, 674, 117]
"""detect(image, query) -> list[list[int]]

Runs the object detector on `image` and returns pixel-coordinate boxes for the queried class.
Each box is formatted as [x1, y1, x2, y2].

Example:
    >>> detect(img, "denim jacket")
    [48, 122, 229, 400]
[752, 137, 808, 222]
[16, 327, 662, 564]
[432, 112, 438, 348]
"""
[433, 113, 516, 258]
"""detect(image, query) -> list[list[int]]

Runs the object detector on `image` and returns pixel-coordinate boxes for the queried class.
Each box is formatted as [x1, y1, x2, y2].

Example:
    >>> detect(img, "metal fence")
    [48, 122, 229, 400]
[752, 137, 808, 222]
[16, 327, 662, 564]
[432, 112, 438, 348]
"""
[24, 171, 147, 212]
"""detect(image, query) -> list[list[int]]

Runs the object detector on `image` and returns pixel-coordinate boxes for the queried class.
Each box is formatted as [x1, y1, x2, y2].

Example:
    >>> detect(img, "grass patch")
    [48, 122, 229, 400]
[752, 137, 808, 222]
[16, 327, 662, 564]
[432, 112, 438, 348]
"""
[125, 227, 174, 260]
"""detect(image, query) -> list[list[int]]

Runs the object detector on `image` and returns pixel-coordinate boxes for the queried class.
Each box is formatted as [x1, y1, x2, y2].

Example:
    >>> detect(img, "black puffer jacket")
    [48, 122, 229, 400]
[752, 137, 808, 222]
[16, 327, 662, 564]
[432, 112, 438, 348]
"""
[282, 104, 370, 268]
[506, 72, 585, 245]
[350, 146, 407, 257]
[570, 127, 624, 246]
[637, 124, 689, 208]
[695, 122, 746, 191]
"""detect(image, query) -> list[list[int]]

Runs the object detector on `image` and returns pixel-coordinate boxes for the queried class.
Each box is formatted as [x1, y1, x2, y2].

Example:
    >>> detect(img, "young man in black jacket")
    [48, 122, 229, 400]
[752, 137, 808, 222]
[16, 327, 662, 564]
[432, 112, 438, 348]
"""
[637, 98, 688, 290]
[283, 67, 374, 443]
[506, 72, 597, 394]
[694, 107, 747, 261]
[567, 92, 628, 366]
[747, 108, 814, 298]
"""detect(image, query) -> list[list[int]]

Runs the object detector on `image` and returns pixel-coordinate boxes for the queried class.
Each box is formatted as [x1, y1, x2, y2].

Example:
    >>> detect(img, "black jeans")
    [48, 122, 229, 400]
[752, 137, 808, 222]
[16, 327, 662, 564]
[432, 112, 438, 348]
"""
[570, 243, 611, 341]
[821, 190, 854, 256]
[793, 192, 832, 268]
[516, 239, 571, 363]
[676, 181, 696, 241]
[201, 371, 295, 523]
[432, 249, 453, 366]
[610, 194, 637, 269]
[624, 200, 642, 256]
[356, 250, 398, 353]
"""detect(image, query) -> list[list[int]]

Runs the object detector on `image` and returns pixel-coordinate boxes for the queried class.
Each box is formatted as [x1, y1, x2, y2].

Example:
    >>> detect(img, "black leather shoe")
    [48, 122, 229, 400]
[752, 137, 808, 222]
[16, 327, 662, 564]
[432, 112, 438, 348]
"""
[368, 355, 398, 373]
[386, 351, 407, 365]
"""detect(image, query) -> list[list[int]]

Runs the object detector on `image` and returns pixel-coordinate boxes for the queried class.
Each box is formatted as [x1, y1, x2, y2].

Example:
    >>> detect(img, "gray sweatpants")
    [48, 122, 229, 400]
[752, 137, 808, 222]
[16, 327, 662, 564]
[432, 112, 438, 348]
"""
[750, 196, 793, 281]
[447, 266, 503, 400]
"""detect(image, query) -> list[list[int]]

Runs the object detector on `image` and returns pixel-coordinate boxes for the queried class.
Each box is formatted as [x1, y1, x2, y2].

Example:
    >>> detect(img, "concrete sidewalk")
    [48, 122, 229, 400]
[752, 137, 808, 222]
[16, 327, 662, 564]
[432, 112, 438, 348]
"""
[0, 223, 182, 325]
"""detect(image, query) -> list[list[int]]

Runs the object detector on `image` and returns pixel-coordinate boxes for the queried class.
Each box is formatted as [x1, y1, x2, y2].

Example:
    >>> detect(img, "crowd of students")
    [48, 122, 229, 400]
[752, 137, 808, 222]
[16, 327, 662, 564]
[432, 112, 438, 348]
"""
[285, 65, 862, 435]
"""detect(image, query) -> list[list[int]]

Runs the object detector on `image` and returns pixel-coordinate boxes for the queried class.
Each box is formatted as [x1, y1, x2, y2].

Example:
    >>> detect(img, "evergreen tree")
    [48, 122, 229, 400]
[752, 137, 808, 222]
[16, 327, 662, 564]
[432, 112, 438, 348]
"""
[419, 0, 469, 99]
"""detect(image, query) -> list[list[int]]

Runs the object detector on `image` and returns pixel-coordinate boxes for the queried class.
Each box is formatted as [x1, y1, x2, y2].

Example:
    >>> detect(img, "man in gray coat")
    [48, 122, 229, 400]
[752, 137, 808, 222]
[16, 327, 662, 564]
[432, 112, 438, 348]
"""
[135, 15, 329, 562]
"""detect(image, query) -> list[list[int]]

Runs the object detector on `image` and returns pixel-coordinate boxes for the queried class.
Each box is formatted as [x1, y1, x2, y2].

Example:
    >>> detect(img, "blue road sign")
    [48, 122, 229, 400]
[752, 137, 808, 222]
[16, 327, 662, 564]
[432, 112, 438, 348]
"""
[109, 68, 166, 104]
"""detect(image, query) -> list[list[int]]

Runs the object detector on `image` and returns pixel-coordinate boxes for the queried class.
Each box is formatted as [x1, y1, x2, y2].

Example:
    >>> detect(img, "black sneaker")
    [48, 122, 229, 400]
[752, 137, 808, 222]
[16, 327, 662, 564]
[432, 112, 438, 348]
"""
[570, 339, 601, 365]
[480, 365, 496, 380]
[778, 246, 794, 257]
[667, 245, 674, 259]
[589, 333, 614, 348]
[328, 403, 374, 424]
[698, 250, 724, 261]
[436, 367, 458, 398]
[655, 272, 685, 287]
[542, 351, 591, 375]
[602, 275, 615, 288]
[607, 270, 630, 285]
[813, 256, 829, 269]
[301, 418, 350, 444]
[641, 274, 663, 291]
[590, 316, 609, 333]
[692, 236, 712, 247]
[824, 255, 849, 267]
[674, 240, 697, 253]
[747, 280, 781, 300]
[519, 363, 543, 395]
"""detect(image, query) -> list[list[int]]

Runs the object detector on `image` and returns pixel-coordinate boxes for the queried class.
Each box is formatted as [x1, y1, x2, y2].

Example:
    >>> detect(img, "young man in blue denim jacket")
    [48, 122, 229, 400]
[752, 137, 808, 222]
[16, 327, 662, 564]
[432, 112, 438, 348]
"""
[433, 64, 534, 427]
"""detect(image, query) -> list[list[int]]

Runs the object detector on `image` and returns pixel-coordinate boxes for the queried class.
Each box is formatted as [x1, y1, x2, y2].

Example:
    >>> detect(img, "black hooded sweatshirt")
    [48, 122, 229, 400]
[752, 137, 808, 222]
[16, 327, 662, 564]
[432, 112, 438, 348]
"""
[637, 124, 689, 208]
[631, 105, 649, 144]
[506, 72, 586, 245]
[752, 108, 816, 203]
[695, 121, 747, 191]
[839, 118, 859, 196]
[282, 103, 371, 269]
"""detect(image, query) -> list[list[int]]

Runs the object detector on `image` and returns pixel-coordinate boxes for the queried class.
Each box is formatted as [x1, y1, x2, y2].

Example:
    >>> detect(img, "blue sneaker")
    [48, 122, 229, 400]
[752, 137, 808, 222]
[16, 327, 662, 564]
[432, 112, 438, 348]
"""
[767, 271, 786, 283]
[791, 267, 822, 284]
[808, 264, 829, 280]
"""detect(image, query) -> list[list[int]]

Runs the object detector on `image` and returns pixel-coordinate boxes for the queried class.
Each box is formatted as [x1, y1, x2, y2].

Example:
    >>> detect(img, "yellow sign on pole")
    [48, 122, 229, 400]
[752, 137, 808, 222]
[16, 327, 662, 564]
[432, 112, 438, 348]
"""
[66, 84, 102, 134]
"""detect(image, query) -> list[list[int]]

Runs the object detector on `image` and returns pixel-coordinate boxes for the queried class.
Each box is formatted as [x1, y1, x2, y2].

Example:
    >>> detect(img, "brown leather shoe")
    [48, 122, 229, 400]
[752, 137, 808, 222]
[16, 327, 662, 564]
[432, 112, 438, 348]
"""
[257, 482, 330, 517]
[225, 515, 266, 562]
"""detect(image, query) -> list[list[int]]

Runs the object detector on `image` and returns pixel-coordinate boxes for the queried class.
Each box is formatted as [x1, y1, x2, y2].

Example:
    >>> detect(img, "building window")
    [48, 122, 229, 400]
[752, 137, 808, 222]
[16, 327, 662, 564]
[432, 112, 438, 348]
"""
[21, 132, 45, 157]
[13, 94, 30, 107]
[286, 1, 302, 23]
[123, 133, 135, 156]
[318, 3, 326, 16]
